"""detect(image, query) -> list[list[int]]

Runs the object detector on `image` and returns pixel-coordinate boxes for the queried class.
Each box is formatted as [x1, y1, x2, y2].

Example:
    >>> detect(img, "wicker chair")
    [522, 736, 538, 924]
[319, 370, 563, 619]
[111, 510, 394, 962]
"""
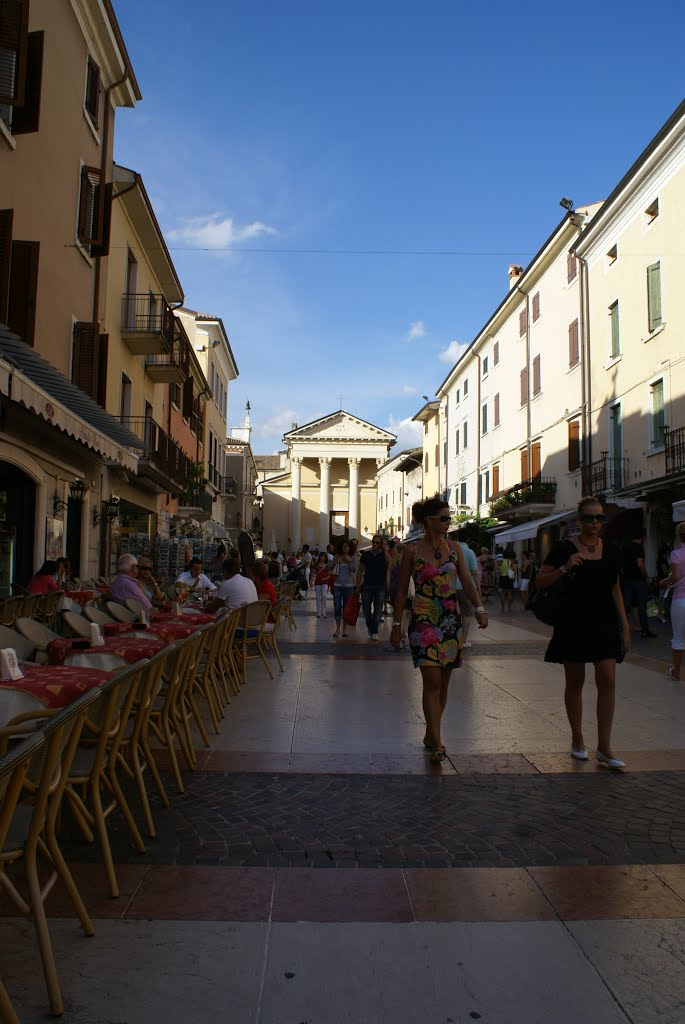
[262, 598, 286, 673]
[233, 600, 274, 682]
[0, 597, 24, 628]
[37, 589, 62, 629]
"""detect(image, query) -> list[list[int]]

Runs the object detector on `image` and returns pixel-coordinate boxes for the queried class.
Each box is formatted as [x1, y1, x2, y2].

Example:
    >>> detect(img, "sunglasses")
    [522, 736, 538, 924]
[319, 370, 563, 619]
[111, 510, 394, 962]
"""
[579, 513, 607, 524]
[372, 540, 382, 545]
[429, 515, 452, 523]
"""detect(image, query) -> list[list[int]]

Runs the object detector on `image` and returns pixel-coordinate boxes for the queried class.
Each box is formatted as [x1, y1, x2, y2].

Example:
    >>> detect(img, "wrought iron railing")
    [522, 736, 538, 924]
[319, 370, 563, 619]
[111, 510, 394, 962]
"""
[208, 465, 224, 490]
[179, 488, 213, 514]
[223, 476, 238, 496]
[582, 452, 629, 494]
[665, 426, 685, 476]
[489, 477, 557, 514]
[121, 293, 175, 342]
[120, 416, 190, 489]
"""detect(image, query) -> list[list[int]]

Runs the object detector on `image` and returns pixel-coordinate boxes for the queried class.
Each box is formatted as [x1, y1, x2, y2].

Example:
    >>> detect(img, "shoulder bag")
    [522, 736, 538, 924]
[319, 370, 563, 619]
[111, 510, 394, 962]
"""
[527, 542, 574, 627]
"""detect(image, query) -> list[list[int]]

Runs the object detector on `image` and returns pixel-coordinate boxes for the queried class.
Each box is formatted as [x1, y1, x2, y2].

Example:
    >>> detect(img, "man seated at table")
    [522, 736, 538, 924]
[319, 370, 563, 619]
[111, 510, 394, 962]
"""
[176, 557, 217, 597]
[206, 558, 257, 613]
[109, 553, 152, 609]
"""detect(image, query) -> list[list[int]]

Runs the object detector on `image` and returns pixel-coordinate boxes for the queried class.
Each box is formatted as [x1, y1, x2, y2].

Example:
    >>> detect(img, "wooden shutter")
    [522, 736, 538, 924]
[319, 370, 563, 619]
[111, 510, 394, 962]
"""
[182, 376, 193, 419]
[96, 333, 108, 407]
[647, 262, 662, 331]
[494, 392, 500, 427]
[90, 182, 112, 258]
[424, 453, 428, 472]
[610, 301, 620, 357]
[455, 427, 459, 454]
[72, 322, 100, 400]
[532, 355, 541, 395]
[8, 239, 39, 346]
[493, 340, 499, 365]
[85, 56, 100, 128]
[434, 444, 439, 467]
[531, 441, 541, 480]
[482, 403, 487, 434]
[519, 307, 527, 337]
[0, 0, 29, 106]
[532, 292, 540, 321]
[77, 166, 103, 246]
[567, 253, 577, 283]
[568, 318, 579, 367]
[520, 366, 528, 406]
[568, 420, 581, 472]
[520, 448, 529, 482]
[463, 419, 468, 448]
[0, 208, 12, 322]
[11, 31, 43, 134]
[492, 464, 500, 496]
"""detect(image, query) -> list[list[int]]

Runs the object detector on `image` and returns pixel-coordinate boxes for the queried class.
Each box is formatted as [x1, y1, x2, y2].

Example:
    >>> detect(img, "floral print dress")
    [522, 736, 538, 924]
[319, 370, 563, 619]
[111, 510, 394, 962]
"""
[408, 551, 463, 669]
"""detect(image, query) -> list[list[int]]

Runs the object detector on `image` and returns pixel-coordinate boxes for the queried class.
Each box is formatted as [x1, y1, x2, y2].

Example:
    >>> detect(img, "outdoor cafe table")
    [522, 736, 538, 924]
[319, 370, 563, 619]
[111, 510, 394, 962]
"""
[46, 634, 165, 667]
[100, 620, 205, 642]
[0, 663, 111, 724]
[57, 590, 97, 611]
[151, 610, 215, 625]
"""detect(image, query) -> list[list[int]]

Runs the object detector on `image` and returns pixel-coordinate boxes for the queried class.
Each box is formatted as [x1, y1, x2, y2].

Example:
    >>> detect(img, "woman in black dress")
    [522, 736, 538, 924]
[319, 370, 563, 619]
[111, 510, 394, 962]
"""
[535, 496, 630, 768]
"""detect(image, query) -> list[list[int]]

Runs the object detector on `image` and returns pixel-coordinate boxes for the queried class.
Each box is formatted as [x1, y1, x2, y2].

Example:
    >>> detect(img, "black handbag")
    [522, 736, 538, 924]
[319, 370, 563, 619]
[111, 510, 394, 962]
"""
[528, 542, 574, 627]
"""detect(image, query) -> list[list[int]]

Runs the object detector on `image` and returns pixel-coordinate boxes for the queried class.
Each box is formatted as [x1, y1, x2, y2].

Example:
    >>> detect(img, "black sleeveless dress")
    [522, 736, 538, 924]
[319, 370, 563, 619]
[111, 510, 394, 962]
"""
[543, 540, 624, 665]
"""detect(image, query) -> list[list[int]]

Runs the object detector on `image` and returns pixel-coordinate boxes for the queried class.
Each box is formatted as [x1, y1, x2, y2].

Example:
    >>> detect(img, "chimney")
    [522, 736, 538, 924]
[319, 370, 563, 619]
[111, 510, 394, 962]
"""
[508, 264, 524, 290]
[291, 422, 298, 430]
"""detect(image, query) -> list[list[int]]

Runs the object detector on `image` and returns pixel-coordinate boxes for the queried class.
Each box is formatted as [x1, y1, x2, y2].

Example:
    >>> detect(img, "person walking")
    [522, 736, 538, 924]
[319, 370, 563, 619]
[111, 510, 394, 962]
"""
[658, 522, 685, 680]
[453, 536, 480, 648]
[478, 548, 496, 601]
[498, 546, 517, 612]
[535, 495, 630, 768]
[518, 550, 532, 608]
[313, 552, 331, 618]
[390, 496, 487, 763]
[621, 529, 657, 637]
[330, 540, 358, 638]
[356, 535, 387, 640]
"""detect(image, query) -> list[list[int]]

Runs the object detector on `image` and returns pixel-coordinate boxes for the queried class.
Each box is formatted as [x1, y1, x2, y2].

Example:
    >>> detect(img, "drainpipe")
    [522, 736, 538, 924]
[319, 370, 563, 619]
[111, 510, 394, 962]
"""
[577, 252, 592, 478]
[476, 352, 482, 509]
[516, 285, 532, 480]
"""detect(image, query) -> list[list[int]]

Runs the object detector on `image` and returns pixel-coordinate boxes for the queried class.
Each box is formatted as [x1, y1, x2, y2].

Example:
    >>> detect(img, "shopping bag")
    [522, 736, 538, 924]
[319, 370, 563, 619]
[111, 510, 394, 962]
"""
[342, 592, 361, 626]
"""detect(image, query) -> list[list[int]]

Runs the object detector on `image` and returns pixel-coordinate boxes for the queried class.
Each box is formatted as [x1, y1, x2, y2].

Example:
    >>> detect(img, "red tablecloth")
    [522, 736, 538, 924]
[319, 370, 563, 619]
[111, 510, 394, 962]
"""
[102, 622, 135, 637]
[63, 590, 97, 607]
[101, 620, 201, 642]
[0, 663, 111, 708]
[46, 634, 165, 666]
[151, 610, 215, 625]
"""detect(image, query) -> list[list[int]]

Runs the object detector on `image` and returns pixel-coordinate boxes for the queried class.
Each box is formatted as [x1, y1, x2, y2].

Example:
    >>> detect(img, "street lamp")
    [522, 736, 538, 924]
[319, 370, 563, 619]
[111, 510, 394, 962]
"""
[53, 478, 89, 514]
[93, 496, 121, 526]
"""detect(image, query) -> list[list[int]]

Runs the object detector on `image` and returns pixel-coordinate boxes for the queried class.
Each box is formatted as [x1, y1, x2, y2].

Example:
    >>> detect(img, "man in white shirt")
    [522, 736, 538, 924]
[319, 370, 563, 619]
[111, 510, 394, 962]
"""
[176, 557, 217, 594]
[208, 557, 257, 612]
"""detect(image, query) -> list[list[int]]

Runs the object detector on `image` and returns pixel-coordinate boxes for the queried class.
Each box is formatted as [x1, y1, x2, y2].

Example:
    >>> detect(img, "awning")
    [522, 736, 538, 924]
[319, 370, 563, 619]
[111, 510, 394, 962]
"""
[491, 508, 576, 544]
[673, 500, 685, 523]
[204, 519, 230, 540]
[0, 328, 142, 471]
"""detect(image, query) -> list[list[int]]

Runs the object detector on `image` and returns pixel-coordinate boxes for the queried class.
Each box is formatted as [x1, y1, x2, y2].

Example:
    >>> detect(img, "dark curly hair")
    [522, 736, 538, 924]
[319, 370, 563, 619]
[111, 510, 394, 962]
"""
[413, 494, 450, 525]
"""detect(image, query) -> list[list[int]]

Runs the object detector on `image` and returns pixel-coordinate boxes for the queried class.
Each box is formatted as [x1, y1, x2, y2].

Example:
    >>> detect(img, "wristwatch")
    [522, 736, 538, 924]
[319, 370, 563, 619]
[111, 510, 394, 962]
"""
[392, 621, 402, 627]
[474, 606, 485, 614]
[559, 565, 567, 574]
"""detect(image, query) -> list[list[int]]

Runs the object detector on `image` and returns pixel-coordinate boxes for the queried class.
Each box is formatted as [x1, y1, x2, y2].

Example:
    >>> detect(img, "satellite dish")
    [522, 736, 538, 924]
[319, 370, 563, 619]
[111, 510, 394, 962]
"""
[238, 530, 256, 572]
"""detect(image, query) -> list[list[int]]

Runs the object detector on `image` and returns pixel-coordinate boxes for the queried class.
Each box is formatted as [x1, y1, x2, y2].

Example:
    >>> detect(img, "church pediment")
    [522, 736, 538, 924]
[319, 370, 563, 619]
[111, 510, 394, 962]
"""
[284, 410, 395, 444]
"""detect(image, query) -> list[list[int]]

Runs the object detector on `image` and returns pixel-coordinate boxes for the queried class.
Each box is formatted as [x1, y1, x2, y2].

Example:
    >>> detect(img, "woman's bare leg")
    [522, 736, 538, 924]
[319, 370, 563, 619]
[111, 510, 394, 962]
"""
[563, 661, 586, 750]
[594, 658, 617, 757]
[420, 666, 444, 751]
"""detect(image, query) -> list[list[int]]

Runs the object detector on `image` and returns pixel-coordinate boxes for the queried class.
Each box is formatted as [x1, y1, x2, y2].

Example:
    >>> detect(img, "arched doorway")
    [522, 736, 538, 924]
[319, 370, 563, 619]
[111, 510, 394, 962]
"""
[0, 461, 36, 595]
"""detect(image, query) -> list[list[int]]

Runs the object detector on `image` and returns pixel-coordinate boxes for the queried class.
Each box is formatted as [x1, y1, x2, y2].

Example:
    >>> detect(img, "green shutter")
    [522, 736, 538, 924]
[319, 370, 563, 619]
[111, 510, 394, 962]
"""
[610, 302, 620, 358]
[647, 262, 662, 331]
[652, 379, 665, 446]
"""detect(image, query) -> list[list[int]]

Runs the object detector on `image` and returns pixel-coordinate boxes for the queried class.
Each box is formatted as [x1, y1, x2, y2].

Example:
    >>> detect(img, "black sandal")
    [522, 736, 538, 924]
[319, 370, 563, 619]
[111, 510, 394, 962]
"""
[429, 747, 446, 764]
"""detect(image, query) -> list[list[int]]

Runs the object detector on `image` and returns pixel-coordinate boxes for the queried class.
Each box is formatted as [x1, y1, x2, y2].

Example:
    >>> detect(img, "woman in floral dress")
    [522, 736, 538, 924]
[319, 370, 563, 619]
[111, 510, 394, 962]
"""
[391, 497, 487, 762]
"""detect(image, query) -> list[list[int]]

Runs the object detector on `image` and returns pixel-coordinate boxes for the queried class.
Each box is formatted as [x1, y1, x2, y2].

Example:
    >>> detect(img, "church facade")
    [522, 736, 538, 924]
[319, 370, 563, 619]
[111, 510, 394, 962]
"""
[262, 411, 396, 551]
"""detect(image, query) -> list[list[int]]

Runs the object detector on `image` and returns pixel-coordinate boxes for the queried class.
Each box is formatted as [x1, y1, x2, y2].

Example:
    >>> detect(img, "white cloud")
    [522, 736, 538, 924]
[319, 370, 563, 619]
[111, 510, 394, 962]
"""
[406, 321, 426, 342]
[387, 414, 422, 453]
[401, 384, 418, 394]
[253, 408, 301, 441]
[438, 339, 469, 365]
[168, 214, 277, 249]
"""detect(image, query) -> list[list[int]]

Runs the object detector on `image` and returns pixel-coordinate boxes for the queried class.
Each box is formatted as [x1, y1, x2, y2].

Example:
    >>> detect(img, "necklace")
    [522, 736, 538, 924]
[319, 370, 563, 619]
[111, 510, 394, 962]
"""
[426, 536, 443, 561]
[577, 535, 598, 554]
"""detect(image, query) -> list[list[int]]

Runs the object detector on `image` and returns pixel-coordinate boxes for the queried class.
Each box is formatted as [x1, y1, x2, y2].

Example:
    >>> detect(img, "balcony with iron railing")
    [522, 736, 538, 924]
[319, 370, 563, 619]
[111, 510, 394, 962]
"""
[207, 465, 224, 492]
[665, 426, 685, 476]
[144, 332, 190, 384]
[489, 477, 557, 521]
[581, 453, 629, 495]
[121, 294, 175, 355]
[178, 487, 213, 521]
[120, 416, 190, 492]
[223, 475, 238, 497]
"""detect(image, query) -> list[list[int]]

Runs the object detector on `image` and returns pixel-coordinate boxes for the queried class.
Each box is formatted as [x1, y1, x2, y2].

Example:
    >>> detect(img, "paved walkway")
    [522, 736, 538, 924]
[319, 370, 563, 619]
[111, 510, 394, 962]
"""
[4, 597, 685, 1023]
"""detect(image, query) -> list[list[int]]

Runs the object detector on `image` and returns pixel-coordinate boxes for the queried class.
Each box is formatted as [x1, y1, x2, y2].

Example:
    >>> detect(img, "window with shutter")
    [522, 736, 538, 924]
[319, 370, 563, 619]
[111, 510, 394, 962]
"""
[84, 56, 100, 129]
[10, 31, 42, 134]
[520, 447, 529, 482]
[424, 453, 428, 473]
[96, 334, 108, 407]
[0, 0, 29, 107]
[647, 262, 662, 332]
[650, 379, 665, 447]
[532, 292, 540, 322]
[493, 341, 499, 365]
[434, 444, 439, 467]
[609, 301, 620, 358]
[482, 355, 488, 377]
[568, 420, 581, 472]
[77, 166, 103, 247]
[8, 239, 39, 346]
[463, 420, 468, 449]
[520, 367, 528, 406]
[455, 427, 459, 454]
[72, 322, 99, 400]
[568, 318, 579, 367]
[0, 209, 13, 322]
[460, 481, 467, 506]
[492, 464, 500, 496]
[567, 253, 577, 283]
[494, 393, 500, 427]
[532, 355, 541, 395]
[182, 377, 194, 419]
[481, 403, 488, 435]
[463, 378, 469, 396]
[531, 441, 541, 480]
[90, 182, 112, 258]
[519, 308, 527, 336]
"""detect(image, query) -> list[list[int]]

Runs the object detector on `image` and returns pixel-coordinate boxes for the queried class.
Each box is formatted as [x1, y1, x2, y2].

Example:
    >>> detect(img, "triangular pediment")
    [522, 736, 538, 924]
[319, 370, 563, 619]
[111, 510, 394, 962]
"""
[284, 410, 396, 444]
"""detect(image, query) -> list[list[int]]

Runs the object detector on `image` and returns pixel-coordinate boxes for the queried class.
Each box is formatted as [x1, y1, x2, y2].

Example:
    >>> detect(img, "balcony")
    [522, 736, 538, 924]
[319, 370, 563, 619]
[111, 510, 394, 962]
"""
[223, 475, 238, 497]
[121, 294, 175, 355]
[489, 477, 557, 521]
[120, 416, 191, 493]
[207, 465, 224, 492]
[665, 426, 685, 476]
[178, 487, 213, 522]
[582, 453, 629, 494]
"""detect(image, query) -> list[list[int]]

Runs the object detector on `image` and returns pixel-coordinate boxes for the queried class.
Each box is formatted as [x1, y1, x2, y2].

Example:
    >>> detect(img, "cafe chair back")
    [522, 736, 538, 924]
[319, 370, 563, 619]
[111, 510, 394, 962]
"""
[37, 589, 62, 628]
[234, 600, 274, 682]
[0, 624, 36, 662]
[147, 638, 198, 793]
[15, 616, 60, 651]
[0, 689, 100, 1016]
[11, 582, 30, 598]
[19, 594, 43, 619]
[105, 601, 137, 623]
[262, 598, 286, 673]
[0, 597, 24, 628]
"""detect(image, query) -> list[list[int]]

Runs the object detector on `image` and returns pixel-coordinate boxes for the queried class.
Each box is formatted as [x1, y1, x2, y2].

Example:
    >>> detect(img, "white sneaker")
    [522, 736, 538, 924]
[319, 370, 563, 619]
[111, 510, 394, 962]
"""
[571, 748, 588, 760]
[596, 750, 626, 769]
[371, 633, 379, 641]
[463, 641, 472, 648]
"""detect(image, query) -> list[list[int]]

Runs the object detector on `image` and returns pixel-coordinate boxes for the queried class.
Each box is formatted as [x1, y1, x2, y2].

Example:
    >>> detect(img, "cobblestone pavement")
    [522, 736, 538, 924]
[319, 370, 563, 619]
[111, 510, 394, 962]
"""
[59, 767, 685, 869]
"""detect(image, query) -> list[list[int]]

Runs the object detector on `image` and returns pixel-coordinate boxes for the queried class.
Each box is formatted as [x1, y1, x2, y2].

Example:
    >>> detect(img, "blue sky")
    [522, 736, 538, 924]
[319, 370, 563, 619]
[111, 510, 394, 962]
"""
[113, 0, 685, 454]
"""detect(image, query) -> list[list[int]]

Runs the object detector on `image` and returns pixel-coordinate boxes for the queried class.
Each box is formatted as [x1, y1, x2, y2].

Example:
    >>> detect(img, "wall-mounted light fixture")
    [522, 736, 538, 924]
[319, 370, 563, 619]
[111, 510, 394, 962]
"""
[53, 478, 89, 514]
[93, 496, 121, 526]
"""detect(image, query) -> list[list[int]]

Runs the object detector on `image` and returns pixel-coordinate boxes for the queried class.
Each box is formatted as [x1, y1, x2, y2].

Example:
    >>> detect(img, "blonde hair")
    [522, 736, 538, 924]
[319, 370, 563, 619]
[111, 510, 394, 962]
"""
[676, 522, 685, 543]
[577, 495, 603, 516]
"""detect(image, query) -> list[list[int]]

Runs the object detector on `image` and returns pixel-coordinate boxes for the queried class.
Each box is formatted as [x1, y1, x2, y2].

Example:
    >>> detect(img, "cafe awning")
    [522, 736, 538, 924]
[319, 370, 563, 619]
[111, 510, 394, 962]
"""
[0, 327, 142, 471]
[491, 508, 576, 544]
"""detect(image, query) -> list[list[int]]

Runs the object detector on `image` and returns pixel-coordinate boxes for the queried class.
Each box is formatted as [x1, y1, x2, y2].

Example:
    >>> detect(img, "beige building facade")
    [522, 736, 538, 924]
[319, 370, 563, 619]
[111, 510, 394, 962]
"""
[262, 411, 395, 552]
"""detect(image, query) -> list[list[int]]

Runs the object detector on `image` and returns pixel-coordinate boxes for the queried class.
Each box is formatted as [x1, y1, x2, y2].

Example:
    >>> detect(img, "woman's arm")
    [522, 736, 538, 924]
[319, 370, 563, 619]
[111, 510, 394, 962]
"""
[452, 545, 487, 627]
[612, 579, 631, 652]
[390, 546, 414, 649]
[659, 559, 681, 588]
[535, 548, 584, 589]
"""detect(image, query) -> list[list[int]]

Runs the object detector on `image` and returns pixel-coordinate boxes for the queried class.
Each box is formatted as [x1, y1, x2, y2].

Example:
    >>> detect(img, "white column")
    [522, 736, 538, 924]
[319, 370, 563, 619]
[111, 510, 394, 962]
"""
[319, 457, 331, 549]
[290, 456, 302, 550]
[348, 457, 360, 540]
